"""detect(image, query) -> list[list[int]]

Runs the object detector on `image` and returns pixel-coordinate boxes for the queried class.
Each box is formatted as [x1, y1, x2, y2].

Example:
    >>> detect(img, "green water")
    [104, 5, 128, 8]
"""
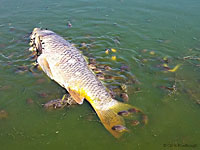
[0, 0, 200, 149]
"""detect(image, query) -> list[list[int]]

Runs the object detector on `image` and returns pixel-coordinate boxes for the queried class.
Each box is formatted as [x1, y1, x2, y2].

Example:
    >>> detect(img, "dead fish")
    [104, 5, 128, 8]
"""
[111, 125, 128, 132]
[29, 28, 146, 138]
[117, 110, 129, 116]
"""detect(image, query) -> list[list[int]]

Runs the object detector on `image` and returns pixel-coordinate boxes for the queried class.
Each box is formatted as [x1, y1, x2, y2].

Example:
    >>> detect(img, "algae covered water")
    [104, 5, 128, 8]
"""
[0, 0, 200, 149]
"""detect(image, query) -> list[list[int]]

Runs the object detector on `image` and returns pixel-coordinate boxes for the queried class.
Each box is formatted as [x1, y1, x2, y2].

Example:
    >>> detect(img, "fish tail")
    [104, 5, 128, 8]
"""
[92, 99, 147, 138]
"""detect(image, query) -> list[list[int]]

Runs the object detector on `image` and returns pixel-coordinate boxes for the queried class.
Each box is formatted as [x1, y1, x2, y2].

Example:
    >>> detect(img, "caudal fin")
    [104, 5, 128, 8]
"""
[92, 100, 147, 138]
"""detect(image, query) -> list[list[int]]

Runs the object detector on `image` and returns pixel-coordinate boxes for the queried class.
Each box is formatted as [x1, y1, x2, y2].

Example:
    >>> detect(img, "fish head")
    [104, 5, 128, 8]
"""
[29, 28, 54, 55]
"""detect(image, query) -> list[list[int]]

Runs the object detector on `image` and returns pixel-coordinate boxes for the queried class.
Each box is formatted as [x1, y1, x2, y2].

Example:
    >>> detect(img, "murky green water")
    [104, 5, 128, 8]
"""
[0, 0, 200, 149]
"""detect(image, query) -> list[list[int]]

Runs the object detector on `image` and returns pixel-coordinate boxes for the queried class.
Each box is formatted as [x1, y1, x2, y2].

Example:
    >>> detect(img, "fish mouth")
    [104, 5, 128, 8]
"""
[29, 28, 43, 56]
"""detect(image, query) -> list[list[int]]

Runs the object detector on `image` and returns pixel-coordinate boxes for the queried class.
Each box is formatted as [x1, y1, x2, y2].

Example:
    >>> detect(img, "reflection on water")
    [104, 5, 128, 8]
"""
[0, 0, 200, 150]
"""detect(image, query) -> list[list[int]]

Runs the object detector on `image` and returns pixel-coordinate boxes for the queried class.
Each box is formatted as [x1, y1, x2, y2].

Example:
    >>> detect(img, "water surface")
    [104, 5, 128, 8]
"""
[0, 0, 200, 150]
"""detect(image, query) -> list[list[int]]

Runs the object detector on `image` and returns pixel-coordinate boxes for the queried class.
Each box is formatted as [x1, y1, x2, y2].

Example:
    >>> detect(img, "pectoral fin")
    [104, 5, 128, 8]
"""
[67, 88, 84, 104]
[37, 54, 53, 79]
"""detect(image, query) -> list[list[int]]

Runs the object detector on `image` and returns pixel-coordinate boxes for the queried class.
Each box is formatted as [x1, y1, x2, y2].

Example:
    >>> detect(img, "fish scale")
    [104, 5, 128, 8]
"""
[30, 28, 146, 138]
[41, 34, 110, 103]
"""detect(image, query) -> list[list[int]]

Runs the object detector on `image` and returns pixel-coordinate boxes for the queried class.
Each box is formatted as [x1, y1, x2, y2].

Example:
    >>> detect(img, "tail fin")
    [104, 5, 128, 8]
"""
[92, 100, 147, 138]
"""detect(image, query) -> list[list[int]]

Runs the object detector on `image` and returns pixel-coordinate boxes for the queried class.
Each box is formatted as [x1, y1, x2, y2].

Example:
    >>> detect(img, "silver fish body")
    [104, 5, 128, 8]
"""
[30, 28, 146, 138]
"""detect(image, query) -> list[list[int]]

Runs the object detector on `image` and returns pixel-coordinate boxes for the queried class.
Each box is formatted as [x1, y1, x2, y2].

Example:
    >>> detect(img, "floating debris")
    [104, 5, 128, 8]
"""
[131, 120, 140, 126]
[160, 85, 176, 91]
[105, 48, 117, 55]
[36, 78, 45, 84]
[67, 21, 72, 28]
[26, 98, 34, 105]
[120, 65, 129, 72]
[149, 51, 155, 55]
[43, 95, 76, 109]
[162, 63, 170, 70]
[196, 100, 200, 105]
[104, 75, 113, 80]
[120, 84, 127, 93]
[111, 56, 116, 61]
[142, 49, 147, 53]
[89, 58, 96, 64]
[93, 68, 102, 74]
[0, 85, 11, 91]
[104, 65, 111, 71]
[168, 64, 181, 72]
[88, 64, 96, 70]
[105, 49, 109, 54]
[163, 56, 169, 63]
[15, 65, 29, 74]
[142, 115, 148, 125]
[80, 42, 87, 48]
[38, 92, 48, 98]
[111, 48, 117, 53]
[142, 59, 148, 63]
[55, 131, 59, 134]
[128, 108, 140, 113]
[0, 110, 8, 119]
[96, 73, 105, 80]
[120, 93, 129, 102]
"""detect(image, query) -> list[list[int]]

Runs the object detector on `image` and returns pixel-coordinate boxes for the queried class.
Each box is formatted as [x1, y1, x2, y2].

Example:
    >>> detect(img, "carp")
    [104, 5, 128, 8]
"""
[29, 28, 146, 138]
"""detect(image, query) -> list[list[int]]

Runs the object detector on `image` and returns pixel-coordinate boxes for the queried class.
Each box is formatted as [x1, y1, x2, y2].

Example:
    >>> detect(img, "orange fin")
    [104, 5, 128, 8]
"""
[67, 88, 84, 104]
